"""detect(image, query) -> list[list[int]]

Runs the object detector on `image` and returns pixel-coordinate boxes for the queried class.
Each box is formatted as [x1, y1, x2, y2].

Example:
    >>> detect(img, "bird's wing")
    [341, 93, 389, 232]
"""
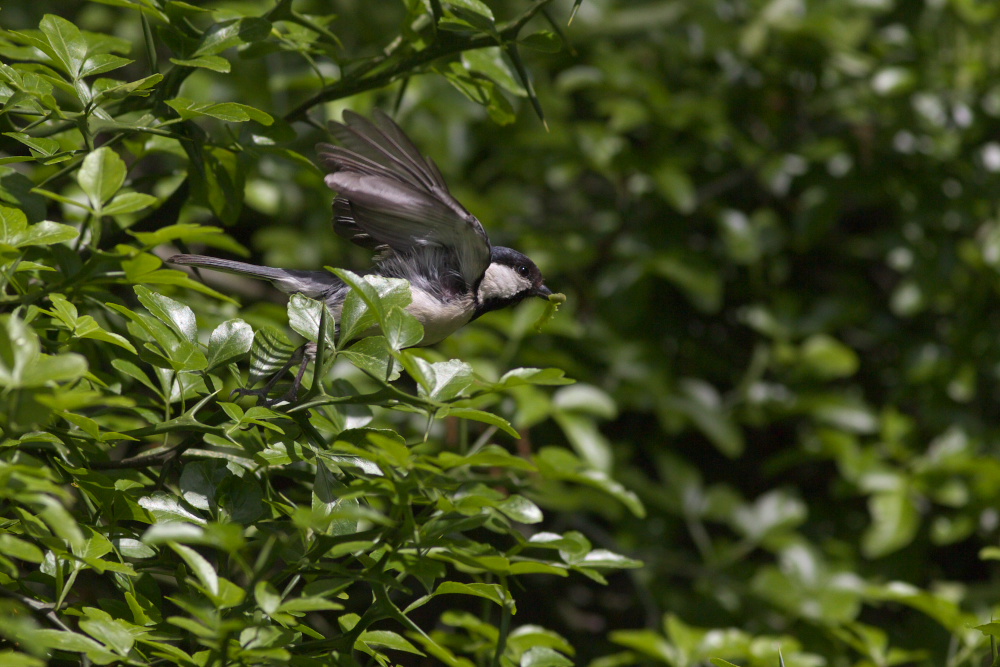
[317, 109, 491, 289]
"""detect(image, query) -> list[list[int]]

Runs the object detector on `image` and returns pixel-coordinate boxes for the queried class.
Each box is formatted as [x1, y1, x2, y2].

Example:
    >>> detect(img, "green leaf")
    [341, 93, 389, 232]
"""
[0, 314, 87, 389]
[552, 411, 612, 471]
[341, 336, 398, 381]
[189, 146, 244, 224]
[169, 55, 231, 73]
[409, 357, 474, 401]
[0, 206, 77, 248]
[520, 647, 574, 667]
[3, 132, 62, 157]
[356, 630, 426, 656]
[78, 147, 126, 210]
[101, 192, 158, 216]
[553, 384, 617, 419]
[91, 73, 163, 101]
[192, 17, 271, 57]
[496, 495, 543, 524]
[661, 379, 744, 458]
[0, 533, 44, 563]
[535, 447, 646, 518]
[130, 224, 246, 254]
[138, 493, 206, 525]
[135, 286, 197, 343]
[169, 542, 219, 596]
[799, 334, 859, 379]
[862, 487, 919, 558]
[406, 581, 514, 615]
[39, 15, 87, 78]
[78, 616, 135, 656]
[111, 358, 159, 394]
[440, 407, 520, 438]
[288, 293, 333, 346]
[165, 98, 274, 125]
[462, 47, 526, 96]
[31, 629, 118, 663]
[255, 581, 282, 615]
[382, 305, 423, 350]
[206, 319, 254, 370]
[247, 327, 297, 387]
[519, 31, 562, 53]
[654, 163, 697, 214]
[80, 53, 133, 78]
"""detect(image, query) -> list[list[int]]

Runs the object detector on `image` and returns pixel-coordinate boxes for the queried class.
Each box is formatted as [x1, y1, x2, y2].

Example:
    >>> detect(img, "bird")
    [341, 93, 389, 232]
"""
[168, 110, 552, 399]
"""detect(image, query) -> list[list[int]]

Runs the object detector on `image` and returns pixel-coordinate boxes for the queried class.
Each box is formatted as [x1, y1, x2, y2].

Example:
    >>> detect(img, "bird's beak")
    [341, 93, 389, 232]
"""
[533, 284, 553, 299]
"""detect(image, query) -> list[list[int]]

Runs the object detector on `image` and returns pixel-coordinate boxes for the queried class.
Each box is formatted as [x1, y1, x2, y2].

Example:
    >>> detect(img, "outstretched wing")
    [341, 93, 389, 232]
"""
[317, 110, 491, 289]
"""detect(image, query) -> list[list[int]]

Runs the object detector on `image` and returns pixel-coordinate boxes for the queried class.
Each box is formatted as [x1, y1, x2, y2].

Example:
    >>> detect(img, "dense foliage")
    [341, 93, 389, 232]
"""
[3, 0, 1000, 666]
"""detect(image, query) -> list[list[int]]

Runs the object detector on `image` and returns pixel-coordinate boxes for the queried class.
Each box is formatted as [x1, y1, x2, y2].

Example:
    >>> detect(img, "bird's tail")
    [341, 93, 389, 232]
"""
[167, 254, 342, 298]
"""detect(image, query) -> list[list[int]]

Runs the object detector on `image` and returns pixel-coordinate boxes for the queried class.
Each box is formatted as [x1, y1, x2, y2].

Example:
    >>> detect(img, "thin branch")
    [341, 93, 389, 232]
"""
[284, 0, 554, 123]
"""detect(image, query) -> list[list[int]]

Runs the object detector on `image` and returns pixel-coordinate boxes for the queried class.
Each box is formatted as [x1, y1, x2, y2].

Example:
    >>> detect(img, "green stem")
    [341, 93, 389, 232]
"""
[283, 0, 554, 123]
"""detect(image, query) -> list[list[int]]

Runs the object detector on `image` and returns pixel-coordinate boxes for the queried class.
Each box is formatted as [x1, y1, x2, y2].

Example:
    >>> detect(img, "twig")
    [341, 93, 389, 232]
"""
[284, 0, 554, 123]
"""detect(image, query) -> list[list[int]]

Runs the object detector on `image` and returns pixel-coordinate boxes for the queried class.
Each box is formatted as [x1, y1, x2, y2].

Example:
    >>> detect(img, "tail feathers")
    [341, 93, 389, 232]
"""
[167, 254, 342, 298]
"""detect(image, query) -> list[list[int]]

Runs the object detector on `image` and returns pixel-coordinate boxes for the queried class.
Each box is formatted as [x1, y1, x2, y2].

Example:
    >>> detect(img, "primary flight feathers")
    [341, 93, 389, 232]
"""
[317, 110, 491, 289]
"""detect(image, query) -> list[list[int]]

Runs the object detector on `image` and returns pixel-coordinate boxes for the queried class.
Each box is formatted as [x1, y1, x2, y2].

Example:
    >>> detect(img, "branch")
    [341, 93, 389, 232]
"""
[284, 0, 554, 124]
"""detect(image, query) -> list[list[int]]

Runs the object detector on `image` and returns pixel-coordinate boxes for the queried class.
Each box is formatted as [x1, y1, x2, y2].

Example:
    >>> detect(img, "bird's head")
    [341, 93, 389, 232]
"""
[474, 246, 551, 316]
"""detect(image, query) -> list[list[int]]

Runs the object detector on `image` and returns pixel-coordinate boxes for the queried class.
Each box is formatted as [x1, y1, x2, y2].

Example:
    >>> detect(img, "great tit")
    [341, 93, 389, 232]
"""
[169, 110, 551, 347]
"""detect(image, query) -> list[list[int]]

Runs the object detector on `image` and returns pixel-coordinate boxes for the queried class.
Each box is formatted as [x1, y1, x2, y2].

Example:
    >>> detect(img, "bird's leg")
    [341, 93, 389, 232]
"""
[232, 341, 318, 407]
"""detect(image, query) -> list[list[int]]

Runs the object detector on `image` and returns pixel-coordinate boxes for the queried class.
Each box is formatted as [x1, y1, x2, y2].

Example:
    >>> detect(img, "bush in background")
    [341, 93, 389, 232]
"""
[5, 1, 1000, 666]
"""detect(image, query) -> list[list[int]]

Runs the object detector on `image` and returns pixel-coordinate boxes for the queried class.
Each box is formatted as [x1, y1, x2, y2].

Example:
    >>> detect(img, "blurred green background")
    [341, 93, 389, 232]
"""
[6, 0, 1000, 664]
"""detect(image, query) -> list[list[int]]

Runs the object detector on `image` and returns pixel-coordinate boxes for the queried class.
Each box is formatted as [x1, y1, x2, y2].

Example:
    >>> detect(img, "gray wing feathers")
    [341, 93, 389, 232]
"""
[317, 109, 491, 288]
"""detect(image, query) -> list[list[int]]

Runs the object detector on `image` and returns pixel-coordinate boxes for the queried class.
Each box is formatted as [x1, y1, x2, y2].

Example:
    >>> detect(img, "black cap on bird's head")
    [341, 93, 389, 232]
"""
[474, 246, 551, 317]
[491, 246, 551, 298]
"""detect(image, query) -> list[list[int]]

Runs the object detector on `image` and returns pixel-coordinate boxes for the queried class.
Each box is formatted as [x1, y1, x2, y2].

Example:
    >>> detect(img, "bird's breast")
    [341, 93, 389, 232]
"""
[405, 290, 476, 345]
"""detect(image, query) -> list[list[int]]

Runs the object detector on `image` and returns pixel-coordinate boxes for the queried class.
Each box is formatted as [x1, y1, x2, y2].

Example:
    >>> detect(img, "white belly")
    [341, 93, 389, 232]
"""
[406, 291, 475, 345]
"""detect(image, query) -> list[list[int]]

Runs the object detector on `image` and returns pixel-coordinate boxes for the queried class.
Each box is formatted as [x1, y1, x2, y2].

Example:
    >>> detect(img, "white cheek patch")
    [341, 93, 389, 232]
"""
[480, 264, 531, 301]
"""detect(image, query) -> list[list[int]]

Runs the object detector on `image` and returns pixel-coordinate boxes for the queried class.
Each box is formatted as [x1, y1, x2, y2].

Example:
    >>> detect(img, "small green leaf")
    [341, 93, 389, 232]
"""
[92, 73, 163, 101]
[247, 327, 297, 387]
[169, 55, 231, 72]
[288, 293, 333, 346]
[39, 15, 87, 78]
[341, 336, 398, 381]
[135, 286, 197, 343]
[409, 357, 474, 401]
[192, 17, 271, 57]
[497, 367, 574, 388]
[0, 205, 77, 248]
[440, 407, 520, 438]
[3, 132, 61, 157]
[862, 487, 919, 558]
[0, 533, 44, 563]
[356, 630, 426, 657]
[654, 163, 696, 214]
[496, 495, 543, 524]
[130, 224, 246, 255]
[170, 542, 219, 596]
[462, 47, 526, 96]
[80, 54, 133, 78]
[101, 192, 158, 216]
[165, 98, 274, 124]
[78, 147, 126, 210]
[206, 319, 254, 370]
[255, 581, 282, 615]
[382, 305, 423, 350]
[521, 646, 574, 667]
[535, 447, 646, 518]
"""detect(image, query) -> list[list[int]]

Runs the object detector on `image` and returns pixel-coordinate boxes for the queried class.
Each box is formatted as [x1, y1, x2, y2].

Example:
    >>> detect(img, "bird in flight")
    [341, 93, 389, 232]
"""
[169, 110, 553, 400]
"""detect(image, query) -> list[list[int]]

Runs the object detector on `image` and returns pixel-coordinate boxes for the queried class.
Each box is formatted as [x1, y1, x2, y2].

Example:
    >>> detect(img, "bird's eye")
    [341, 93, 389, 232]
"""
[517, 265, 530, 277]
